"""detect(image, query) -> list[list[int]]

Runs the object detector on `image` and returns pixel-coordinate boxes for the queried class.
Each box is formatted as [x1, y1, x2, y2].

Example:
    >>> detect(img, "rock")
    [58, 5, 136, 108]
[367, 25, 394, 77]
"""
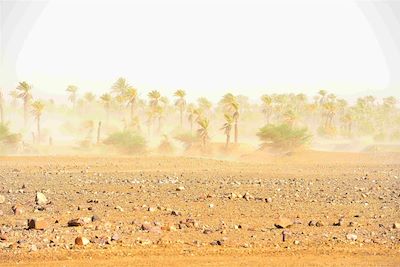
[29, 244, 38, 252]
[316, 221, 324, 227]
[308, 220, 317, 227]
[243, 192, 254, 201]
[92, 215, 101, 222]
[147, 207, 156, 212]
[293, 240, 300, 245]
[68, 218, 85, 227]
[209, 204, 214, 208]
[12, 205, 24, 215]
[333, 218, 344, 226]
[274, 217, 293, 229]
[171, 210, 181, 216]
[282, 230, 290, 242]
[210, 240, 224, 246]
[35, 192, 47, 205]
[393, 223, 400, 229]
[75, 236, 90, 246]
[115, 206, 124, 212]
[27, 218, 48, 230]
[0, 195, 5, 204]
[176, 186, 185, 191]
[111, 233, 120, 241]
[346, 233, 357, 241]
[265, 197, 273, 203]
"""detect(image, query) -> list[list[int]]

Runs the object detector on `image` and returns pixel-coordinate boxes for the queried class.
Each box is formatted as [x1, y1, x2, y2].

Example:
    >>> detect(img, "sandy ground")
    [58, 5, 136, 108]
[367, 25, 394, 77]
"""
[0, 152, 399, 266]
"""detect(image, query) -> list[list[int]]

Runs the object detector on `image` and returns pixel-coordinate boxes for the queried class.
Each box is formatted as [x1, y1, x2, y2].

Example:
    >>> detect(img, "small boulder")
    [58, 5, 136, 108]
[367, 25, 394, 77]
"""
[27, 218, 48, 230]
[0, 195, 5, 204]
[274, 217, 293, 229]
[35, 192, 47, 205]
[346, 233, 357, 241]
[75, 236, 90, 246]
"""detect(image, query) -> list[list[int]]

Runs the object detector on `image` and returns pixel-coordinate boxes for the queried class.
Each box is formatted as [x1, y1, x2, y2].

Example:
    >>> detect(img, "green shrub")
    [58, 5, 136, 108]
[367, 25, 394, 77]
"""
[257, 123, 311, 150]
[0, 123, 21, 153]
[104, 130, 146, 154]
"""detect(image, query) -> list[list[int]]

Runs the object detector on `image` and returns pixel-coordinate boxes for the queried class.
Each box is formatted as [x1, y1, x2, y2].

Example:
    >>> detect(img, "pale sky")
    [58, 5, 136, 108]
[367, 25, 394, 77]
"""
[1, 0, 400, 102]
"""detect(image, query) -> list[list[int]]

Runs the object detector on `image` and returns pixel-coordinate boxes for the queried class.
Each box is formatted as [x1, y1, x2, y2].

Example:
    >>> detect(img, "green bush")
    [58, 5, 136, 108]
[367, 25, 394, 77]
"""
[257, 123, 311, 150]
[104, 130, 146, 154]
[0, 123, 21, 153]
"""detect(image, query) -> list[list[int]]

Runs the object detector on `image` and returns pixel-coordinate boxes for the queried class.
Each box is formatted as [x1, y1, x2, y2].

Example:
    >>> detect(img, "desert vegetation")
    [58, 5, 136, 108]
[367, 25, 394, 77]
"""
[0, 80, 398, 155]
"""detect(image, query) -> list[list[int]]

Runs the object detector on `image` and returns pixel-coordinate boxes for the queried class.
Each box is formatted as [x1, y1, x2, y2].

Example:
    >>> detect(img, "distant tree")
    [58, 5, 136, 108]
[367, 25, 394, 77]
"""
[66, 85, 78, 110]
[31, 100, 45, 143]
[257, 123, 311, 151]
[16, 81, 33, 127]
[0, 90, 4, 124]
[174, 89, 186, 128]
[221, 114, 233, 149]
[187, 103, 196, 133]
[124, 86, 138, 124]
[84, 92, 96, 103]
[221, 93, 240, 144]
[9, 90, 18, 107]
[261, 94, 273, 124]
[100, 93, 112, 121]
[197, 117, 210, 148]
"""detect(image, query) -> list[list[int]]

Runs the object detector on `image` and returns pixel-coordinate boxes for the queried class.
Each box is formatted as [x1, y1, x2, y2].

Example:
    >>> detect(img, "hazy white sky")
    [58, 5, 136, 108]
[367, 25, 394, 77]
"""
[1, 0, 400, 102]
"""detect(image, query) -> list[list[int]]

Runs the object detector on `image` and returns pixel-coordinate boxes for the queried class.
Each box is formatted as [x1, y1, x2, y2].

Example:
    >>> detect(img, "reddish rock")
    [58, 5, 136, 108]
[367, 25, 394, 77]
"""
[12, 205, 24, 215]
[28, 218, 48, 230]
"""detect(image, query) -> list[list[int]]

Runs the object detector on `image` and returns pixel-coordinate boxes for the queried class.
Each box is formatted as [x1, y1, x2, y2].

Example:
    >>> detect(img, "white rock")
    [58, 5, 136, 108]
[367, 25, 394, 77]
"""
[35, 192, 47, 205]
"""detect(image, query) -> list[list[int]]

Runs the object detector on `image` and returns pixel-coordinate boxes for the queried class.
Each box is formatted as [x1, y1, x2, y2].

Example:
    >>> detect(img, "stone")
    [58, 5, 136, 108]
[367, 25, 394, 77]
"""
[92, 215, 101, 222]
[393, 223, 400, 229]
[12, 205, 24, 215]
[176, 186, 185, 191]
[274, 217, 293, 229]
[115, 206, 124, 212]
[0, 195, 5, 204]
[28, 218, 48, 230]
[68, 218, 85, 227]
[35, 192, 47, 205]
[75, 236, 90, 246]
[346, 233, 357, 241]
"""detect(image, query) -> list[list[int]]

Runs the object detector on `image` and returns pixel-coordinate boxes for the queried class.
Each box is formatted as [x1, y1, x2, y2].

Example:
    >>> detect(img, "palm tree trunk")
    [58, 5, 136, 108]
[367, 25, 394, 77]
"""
[234, 118, 238, 144]
[130, 102, 134, 124]
[225, 133, 230, 149]
[180, 108, 183, 128]
[24, 99, 28, 128]
[97, 121, 102, 144]
[37, 116, 41, 144]
[0, 103, 4, 124]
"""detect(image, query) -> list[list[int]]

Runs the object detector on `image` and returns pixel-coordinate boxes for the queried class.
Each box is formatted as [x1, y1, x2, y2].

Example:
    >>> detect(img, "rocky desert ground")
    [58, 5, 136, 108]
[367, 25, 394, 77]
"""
[0, 151, 399, 266]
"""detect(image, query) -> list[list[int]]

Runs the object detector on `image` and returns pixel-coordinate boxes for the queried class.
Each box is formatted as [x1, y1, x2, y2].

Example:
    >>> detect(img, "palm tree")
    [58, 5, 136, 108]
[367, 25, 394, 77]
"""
[148, 90, 161, 107]
[16, 81, 33, 127]
[112, 77, 130, 95]
[0, 90, 4, 124]
[174, 89, 186, 128]
[221, 93, 240, 144]
[197, 117, 210, 148]
[261, 94, 273, 124]
[84, 92, 96, 103]
[124, 86, 138, 124]
[9, 90, 18, 107]
[221, 114, 233, 149]
[31, 100, 45, 143]
[100, 93, 112, 121]
[66, 85, 78, 110]
[318, 90, 327, 105]
[197, 97, 212, 115]
[187, 104, 196, 133]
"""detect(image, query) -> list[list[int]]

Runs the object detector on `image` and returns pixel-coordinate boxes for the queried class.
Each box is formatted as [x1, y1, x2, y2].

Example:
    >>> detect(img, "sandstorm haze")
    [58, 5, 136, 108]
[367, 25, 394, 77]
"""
[0, 0, 400, 155]
[1, 1, 400, 266]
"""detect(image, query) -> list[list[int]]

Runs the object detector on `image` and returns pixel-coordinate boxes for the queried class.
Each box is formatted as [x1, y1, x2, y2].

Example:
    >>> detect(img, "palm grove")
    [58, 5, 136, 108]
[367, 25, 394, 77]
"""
[0, 78, 399, 154]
